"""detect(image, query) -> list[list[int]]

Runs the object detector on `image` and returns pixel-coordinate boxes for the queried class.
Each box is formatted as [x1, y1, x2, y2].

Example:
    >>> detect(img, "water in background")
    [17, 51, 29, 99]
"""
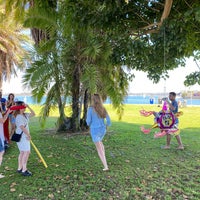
[10, 95, 200, 106]
[105, 95, 200, 105]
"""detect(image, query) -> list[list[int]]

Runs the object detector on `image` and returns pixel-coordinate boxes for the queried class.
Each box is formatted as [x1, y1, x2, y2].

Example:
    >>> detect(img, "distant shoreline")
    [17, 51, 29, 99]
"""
[4, 93, 200, 99]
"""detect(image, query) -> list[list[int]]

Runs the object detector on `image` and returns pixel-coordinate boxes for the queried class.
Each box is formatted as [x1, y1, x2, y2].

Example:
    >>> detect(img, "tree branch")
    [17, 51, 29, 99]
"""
[131, 0, 173, 36]
[184, 0, 192, 9]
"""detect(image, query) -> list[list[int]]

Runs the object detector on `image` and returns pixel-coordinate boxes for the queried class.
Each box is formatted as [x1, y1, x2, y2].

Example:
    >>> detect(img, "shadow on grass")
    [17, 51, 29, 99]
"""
[1, 117, 199, 200]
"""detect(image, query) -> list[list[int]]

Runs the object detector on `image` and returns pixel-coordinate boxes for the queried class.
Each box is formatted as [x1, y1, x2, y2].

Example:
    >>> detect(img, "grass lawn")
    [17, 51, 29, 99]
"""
[1, 104, 200, 200]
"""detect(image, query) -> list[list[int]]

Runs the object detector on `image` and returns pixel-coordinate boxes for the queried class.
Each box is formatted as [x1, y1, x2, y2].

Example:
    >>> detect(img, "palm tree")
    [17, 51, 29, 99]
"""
[23, 48, 69, 130]
[7, 0, 179, 132]
[20, 0, 129, 132]
[0, 3, 29, 89]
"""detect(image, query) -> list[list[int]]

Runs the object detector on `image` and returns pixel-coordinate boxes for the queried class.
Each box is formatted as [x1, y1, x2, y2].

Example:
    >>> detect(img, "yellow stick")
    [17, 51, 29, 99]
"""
[30, 140, 48, 168]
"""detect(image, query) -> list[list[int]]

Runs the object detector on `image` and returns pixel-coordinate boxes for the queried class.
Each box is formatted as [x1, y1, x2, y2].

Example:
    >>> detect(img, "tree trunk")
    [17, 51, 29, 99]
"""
[81, 89, 89, 130]
[30, 0, 55, 45]
[56, 95, 67, 132]
[71, 65, 81, 132]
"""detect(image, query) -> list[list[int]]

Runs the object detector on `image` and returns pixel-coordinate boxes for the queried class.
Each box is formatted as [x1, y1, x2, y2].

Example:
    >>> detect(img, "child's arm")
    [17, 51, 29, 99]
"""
[106, 114, 111, 127]
[0, 109, 12, 123]
[20, 125, 31, 141]
[25, 104, 35, 117]
[86, 107, 92, 126]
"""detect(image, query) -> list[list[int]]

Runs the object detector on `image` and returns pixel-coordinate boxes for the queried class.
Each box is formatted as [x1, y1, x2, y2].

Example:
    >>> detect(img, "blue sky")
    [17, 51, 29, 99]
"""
[2, 57, 199, 95]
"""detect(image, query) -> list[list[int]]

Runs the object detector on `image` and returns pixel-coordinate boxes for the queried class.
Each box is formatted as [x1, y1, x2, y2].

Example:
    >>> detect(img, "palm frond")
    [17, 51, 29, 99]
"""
[39, 83, 59, 127]
[81, 64, 99, 94]
[0, 2, 30, 85]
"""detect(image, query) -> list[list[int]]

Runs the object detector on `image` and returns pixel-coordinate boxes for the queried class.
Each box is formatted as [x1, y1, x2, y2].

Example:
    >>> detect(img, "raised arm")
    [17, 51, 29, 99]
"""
[26, 104, 35, 117]
[0, 109, 12, 123]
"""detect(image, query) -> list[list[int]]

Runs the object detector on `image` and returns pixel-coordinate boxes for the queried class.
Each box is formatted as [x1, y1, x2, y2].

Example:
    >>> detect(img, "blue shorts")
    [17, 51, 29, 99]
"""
[0, 139, 4, 152]
[90, 126, 106, 143]
[9, 114, 16, 124]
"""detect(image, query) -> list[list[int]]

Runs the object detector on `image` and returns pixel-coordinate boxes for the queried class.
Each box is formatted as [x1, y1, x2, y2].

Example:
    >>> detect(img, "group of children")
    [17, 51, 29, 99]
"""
[0, 92, 35, 178]
[0, 91, 183, 178]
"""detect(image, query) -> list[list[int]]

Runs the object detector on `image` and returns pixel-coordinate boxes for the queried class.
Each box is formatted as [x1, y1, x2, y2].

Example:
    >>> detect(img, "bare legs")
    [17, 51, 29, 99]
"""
[10, 123, 16, 137]
[164, 134, 184, 149]
[175, 135, 184, 149]
[0, 151, 4, 166]
[0, 151, 5, 178]
[18, 151, 30, 172]
[164, 134, 171, 149]
[95, 141, 109, 171]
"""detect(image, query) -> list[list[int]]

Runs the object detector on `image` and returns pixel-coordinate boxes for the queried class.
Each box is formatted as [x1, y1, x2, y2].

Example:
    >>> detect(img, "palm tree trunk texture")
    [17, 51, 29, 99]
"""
[71, 65, 81, 132]
[81, 89, 89, 130]
[56, 95, 66, 131]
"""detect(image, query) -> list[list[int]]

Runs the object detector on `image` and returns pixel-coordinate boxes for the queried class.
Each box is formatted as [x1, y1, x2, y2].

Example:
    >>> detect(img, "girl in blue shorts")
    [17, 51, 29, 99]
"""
[86, 94, 111, 171]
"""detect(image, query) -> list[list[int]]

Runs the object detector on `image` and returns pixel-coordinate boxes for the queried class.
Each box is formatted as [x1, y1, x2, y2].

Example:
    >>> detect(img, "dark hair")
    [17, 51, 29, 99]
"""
[8, 93, 15, 101]
[169, 92, 176, 97]
[15, 101, 24, 106]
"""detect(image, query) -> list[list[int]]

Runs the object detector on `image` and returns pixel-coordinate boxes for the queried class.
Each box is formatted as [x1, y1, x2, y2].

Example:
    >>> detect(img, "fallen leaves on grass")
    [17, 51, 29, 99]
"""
[10, 182, 17, 192]
[10, 188, 16, 192]
[48, 193, 54, 199]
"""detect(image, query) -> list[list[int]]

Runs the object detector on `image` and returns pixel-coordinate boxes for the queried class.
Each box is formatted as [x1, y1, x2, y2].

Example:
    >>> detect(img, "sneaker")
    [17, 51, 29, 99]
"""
[22, 170, 32, 176]
[16, 169, 22, 174]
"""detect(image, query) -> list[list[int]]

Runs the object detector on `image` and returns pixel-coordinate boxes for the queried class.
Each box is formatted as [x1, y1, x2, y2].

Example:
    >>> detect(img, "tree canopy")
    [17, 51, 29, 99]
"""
[4, 0, 200, 131]
[0, 1, 29, 89]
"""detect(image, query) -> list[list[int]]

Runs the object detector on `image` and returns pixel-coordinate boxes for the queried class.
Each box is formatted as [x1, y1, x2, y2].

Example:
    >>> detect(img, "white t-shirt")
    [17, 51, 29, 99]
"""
[15, 113, 30, 134]
[15, 113, 31, 151]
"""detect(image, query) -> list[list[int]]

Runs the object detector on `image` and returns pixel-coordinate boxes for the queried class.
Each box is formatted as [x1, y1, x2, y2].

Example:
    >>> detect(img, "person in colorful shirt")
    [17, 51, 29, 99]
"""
[163, 92, 184, 149]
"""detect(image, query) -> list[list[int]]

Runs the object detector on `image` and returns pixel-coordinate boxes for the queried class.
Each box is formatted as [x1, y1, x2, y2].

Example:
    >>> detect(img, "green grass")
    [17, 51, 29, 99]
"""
[1, 105, 200, 200]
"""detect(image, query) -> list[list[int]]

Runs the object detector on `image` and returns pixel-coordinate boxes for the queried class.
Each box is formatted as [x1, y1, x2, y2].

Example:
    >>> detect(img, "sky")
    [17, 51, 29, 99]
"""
[129, 57, 199, 94]
[2, 57, 199, 96]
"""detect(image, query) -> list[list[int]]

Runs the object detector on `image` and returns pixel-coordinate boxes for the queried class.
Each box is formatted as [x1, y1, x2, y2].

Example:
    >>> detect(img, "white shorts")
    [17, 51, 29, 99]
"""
[17, 133, 30, 151]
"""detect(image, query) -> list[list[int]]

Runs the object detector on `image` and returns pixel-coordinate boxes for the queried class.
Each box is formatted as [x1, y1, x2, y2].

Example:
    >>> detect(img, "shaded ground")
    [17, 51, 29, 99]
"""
[0, 105, 199, 199]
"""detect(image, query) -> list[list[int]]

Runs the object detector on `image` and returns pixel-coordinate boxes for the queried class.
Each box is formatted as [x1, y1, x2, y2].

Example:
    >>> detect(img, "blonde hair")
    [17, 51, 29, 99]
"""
[91, 94, 107, 118]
